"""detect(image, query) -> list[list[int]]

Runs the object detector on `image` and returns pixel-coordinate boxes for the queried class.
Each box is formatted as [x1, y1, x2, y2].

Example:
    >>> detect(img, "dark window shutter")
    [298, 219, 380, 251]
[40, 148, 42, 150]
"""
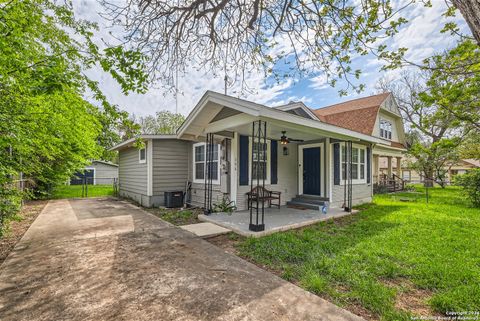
[367, 146, 371, 184]
[239, 135, 249, 185]
[333, 143, 340, 185]
[271, 140, 278, 184]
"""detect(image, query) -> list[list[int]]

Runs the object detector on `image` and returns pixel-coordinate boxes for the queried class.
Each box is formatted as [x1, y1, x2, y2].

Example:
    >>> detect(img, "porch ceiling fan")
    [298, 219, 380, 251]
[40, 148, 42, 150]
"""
[280, 131, 304, 145]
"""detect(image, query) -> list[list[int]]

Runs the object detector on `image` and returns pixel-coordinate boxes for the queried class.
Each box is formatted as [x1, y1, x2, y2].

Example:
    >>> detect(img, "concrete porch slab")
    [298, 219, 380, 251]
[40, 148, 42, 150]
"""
[180, 222, 231, 238]
[199, 206, 358, 237]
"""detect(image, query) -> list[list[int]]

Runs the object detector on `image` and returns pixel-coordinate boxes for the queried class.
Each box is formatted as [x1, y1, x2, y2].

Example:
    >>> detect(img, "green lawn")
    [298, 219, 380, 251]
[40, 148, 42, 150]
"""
[51, 184, 114, 199]
[238, 186, 480, 320]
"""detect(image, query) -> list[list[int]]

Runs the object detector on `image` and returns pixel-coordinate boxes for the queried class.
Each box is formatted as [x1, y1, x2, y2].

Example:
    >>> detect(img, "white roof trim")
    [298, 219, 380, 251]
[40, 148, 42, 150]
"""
[108, 134, 177, 151]
[374, 143, 407, 153]
[91, 160, 118, 167]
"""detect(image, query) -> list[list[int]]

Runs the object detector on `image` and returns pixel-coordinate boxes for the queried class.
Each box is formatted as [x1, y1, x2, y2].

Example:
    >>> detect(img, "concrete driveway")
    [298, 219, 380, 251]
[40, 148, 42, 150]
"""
[0, 198, 363, 321]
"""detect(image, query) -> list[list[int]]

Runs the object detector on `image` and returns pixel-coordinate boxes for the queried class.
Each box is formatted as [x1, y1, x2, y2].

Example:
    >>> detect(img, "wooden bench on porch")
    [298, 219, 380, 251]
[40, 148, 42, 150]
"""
[247, 186, 281, 209]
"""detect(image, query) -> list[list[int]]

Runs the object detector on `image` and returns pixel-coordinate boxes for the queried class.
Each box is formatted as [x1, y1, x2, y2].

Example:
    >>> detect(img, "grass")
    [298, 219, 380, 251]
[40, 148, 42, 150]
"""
[50, 184, 114, 199]
[146, 207, 201, 226]
[237, 186, 480, 320]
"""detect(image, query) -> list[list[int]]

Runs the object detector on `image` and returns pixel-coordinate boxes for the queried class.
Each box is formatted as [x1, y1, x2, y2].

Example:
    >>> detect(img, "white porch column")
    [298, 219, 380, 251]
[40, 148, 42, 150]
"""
[387, 156, 392, 178]
[230, 133, 238, 206]
[373, 154, 379, 183]
[396, 156, 402, 177]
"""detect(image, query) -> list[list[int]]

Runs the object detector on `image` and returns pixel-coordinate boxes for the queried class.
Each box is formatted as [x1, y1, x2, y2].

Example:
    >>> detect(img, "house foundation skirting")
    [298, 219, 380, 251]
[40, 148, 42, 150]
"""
[119, 190, 167, 208]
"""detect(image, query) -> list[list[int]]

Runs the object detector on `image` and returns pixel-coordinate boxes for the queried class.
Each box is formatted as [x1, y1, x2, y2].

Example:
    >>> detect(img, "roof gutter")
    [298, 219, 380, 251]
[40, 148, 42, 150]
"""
[108, 134, 177, 151]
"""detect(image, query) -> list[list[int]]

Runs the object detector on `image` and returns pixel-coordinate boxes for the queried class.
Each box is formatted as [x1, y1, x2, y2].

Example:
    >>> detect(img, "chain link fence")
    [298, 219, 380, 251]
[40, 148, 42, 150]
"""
[53, 177, 118, 199]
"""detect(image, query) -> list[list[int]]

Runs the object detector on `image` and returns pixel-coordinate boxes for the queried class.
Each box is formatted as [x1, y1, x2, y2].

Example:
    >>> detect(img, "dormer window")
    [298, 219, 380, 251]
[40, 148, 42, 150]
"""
[380, 119, 392, 140]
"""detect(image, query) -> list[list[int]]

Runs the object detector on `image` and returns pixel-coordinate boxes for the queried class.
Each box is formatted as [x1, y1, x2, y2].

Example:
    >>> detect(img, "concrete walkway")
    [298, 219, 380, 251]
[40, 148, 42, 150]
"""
[0, 198, 363, 321]
[180, 222, 231, 238]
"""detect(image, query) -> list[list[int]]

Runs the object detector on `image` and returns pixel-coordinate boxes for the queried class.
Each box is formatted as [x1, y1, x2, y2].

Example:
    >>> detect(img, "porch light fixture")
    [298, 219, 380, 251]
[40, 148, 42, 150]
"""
[280, 131, 303, 145]
[280, 131, 289, 145]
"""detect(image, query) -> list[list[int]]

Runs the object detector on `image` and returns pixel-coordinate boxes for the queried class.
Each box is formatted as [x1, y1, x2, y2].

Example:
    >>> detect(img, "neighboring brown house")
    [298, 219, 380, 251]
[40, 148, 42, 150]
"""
[381, 158, 480, 183]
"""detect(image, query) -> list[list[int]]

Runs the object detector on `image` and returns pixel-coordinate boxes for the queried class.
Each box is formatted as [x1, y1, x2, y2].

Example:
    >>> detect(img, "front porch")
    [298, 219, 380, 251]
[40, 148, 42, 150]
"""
[373, 150, 406, 192]
[198, 206, 358, 237]
[178, 92, 382, 233]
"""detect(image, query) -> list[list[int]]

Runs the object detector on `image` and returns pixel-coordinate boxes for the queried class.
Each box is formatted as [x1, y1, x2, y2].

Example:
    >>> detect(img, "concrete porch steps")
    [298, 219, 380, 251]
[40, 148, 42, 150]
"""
[286, 201, 322, 210]
[286, 195, 328, 211]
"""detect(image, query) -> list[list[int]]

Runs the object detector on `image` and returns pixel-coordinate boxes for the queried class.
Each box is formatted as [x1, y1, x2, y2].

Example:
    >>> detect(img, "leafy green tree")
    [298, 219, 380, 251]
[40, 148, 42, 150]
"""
[422, 40, 480, 132]
[457, 131, 480, 160]
[377, 46, 472, 187]
[387, 40, 479, 187]
[455, 168, 480, 207]
[407, 138, 460, 187]
[134, 111, 185, 134]
[0, 0, 147, 234]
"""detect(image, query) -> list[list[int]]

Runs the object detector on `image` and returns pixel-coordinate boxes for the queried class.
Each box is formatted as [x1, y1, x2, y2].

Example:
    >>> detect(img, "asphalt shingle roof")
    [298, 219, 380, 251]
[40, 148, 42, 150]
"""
[312, 92, 391, 135]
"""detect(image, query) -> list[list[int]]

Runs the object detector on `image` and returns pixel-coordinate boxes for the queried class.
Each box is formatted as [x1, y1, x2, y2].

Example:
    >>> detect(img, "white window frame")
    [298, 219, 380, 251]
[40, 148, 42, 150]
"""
[380, 119, 392, 140]
[192, 142, 221, 185]
[139, 147, 146, 163]
[340, 144, 367, 185]
[248, 138, 271, 185]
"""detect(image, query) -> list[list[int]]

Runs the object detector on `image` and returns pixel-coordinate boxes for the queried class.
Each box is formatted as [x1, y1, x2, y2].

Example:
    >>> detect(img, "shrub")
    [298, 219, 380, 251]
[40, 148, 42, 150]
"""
[0, 183, 24, 237]
[404, 184, 417, 192]
[455, 169, 480, 207]
[213, 197, 237, 213]
[374, 184, 389, 194]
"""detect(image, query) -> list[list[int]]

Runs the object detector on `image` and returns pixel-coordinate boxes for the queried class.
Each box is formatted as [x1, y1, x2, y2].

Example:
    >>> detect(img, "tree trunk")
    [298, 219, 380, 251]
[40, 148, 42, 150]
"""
[451, 0, 480, 45]
[423, 159, 435, 187]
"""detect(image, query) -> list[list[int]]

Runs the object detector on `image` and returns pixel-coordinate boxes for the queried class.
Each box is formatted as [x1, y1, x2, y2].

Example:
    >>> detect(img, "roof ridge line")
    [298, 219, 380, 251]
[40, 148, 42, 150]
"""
[314, 92, 390, 112]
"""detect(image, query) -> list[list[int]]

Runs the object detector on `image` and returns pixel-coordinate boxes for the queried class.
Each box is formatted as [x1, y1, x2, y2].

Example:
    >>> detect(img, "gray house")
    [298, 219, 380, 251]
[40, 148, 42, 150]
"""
[70, 160, 118, 185]
[110, 91, 406, 214]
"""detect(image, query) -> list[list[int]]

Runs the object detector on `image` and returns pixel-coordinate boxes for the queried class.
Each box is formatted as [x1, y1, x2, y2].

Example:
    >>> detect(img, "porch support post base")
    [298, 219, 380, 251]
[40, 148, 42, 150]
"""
[249, 223, 265, 232]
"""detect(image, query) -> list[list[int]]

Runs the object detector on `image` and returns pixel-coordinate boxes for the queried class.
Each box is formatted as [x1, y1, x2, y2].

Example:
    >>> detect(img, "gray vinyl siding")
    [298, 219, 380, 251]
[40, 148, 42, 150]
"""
[329, 142, 373, 208]
[190, 183, 224, 208]
[331, 185, 372, 208]
[118, 146, 147, 204]
[151, 139, 189, 206]
[90, 162, 118, 185]
[236, 142, 298, 211]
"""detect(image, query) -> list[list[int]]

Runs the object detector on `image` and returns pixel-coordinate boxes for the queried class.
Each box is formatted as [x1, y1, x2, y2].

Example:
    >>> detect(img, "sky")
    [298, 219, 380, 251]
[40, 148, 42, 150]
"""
[73, 0, 467, 117]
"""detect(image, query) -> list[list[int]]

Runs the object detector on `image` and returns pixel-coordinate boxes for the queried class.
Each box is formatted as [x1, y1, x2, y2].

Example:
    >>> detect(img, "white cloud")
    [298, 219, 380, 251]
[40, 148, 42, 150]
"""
[309, 74, 330, 90]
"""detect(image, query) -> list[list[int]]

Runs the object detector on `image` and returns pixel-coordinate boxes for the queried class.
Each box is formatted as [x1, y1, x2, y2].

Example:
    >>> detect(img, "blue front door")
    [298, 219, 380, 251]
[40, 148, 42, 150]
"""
[303, 147, 321, 195]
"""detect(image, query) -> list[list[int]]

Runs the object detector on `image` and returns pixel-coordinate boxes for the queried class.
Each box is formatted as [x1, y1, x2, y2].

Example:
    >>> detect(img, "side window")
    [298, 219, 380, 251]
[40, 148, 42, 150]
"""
[380, 119, 392, 140]
[193, 143, 220, 183]
[252, 141, 268, 180]
[194, 144, 205, 180]
[340, 145, 366, 183]
[139, 147, 146, 163]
